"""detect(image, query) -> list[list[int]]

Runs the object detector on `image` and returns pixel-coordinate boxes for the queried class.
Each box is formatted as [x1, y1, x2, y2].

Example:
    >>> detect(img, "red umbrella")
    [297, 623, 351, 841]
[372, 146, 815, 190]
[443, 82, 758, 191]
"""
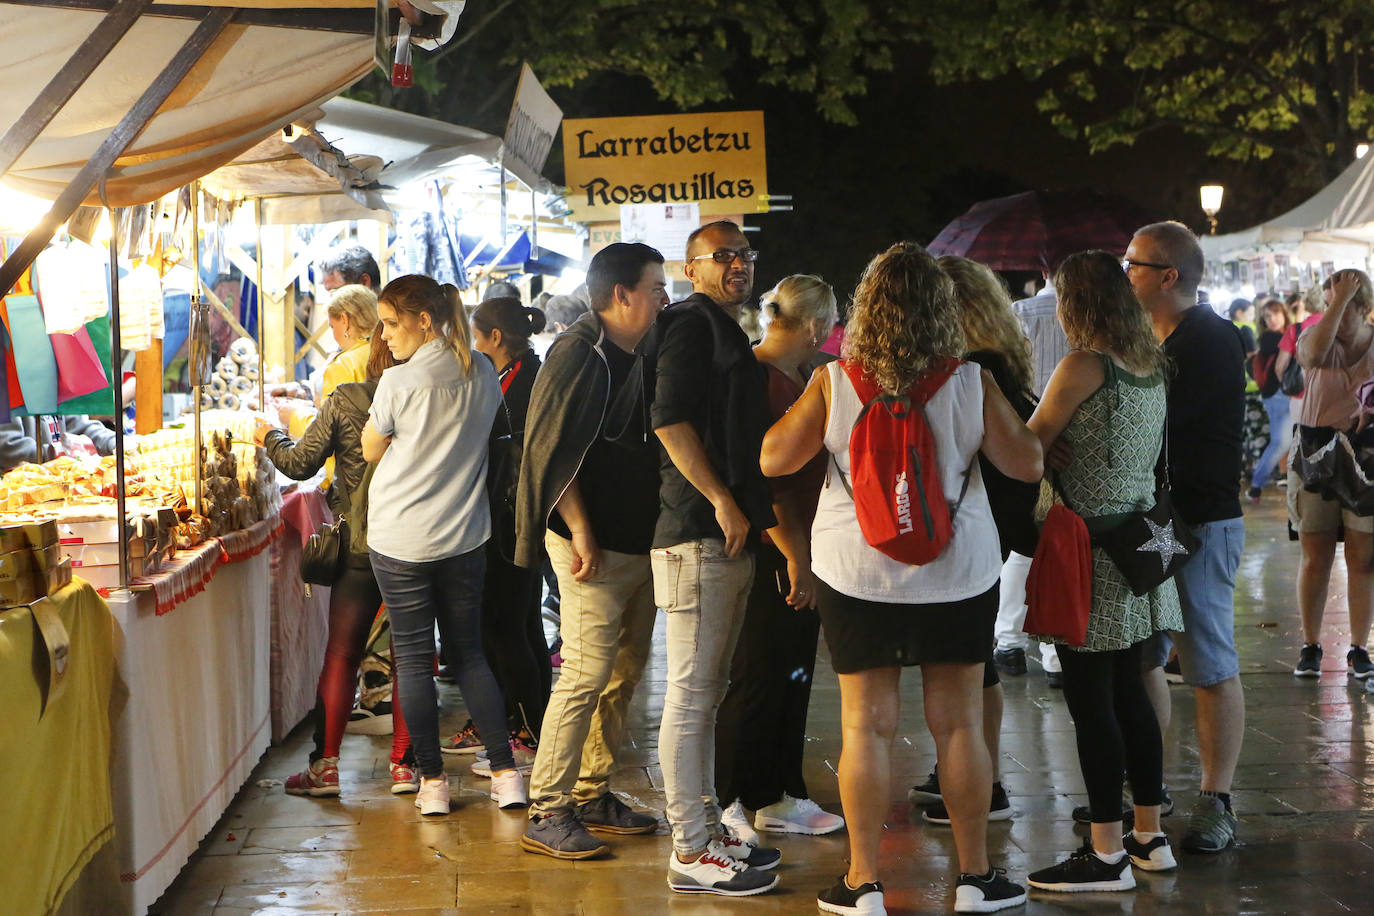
[927, 189, 1158, 272]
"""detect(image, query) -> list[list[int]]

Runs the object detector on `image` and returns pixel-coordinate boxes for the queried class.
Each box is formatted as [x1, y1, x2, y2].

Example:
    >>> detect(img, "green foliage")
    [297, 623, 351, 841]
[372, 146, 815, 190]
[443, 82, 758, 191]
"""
[917, 0, 1374, 179]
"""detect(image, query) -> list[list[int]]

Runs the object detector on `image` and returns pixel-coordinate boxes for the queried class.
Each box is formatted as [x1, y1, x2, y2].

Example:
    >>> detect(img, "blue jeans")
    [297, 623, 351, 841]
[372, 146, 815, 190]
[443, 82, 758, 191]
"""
[1147, 518, 1244, 687]
[370, 546, 514, 778]
[1251, 393, 1292, 490]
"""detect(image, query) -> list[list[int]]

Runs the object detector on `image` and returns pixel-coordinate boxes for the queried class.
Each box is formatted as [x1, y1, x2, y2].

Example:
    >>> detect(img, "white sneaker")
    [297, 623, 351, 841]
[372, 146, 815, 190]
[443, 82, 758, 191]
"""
[666, 850, 779, 896]
[469, 739, 535, 778]
[754, 794, 846, 836]
[720, 799, 760, 846]
[709, 834, 781, 871]
[491, 769, 528, 809]
[414, 775, 450, 816]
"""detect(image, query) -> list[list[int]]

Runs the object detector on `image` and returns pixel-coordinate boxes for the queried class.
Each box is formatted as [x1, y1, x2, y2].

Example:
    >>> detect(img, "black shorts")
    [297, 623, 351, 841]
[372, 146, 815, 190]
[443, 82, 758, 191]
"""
[816, 578, 999, 675]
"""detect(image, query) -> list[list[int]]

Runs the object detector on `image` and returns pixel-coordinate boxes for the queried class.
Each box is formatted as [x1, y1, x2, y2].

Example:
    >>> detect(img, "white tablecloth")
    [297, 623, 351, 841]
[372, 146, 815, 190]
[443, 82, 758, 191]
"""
[107, 539, 272, 914]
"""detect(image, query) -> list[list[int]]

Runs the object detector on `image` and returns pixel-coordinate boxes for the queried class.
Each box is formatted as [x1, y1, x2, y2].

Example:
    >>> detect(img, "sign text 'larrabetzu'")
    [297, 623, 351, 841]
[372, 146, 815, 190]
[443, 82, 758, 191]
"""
[562, 111, 767, 223]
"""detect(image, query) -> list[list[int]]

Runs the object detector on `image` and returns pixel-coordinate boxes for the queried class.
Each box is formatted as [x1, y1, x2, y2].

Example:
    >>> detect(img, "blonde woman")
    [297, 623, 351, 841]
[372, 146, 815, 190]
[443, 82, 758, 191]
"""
[321, 284, 379, 400]
[1290, 269, 1374, 677]
[361, 275, 526, 815]
[762, 242, 1041, 915]
[716, 275, 845, 843]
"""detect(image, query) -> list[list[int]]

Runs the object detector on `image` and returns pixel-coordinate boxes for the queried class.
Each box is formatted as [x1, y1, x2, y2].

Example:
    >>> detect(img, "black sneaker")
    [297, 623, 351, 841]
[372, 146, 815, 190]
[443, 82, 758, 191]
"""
[907, 769, 942, 804]
[520, 809, 610, 860]
[1163, 655, 1185, 684]
[955, 868, 1027, 913]
[1027, 842, 1135, 893]
[922, 783, 1013, 825]
[1347, 646, 1374, 679]
[817, 875, 885, 914]
[993, 647, 1027, 676]
[1045, 670, 1063, 689]
[1123, 831, 1177, 871]
[1295, 643, 1323, 677]
[577, 792, 659, 835]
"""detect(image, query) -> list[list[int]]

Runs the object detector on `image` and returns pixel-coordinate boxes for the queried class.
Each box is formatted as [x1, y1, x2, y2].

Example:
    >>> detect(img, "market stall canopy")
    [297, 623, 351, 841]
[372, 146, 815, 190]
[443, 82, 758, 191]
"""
[0, 1, 459, 209]
[198, 97, 557, 225]
[1201, 153, 1374, 263]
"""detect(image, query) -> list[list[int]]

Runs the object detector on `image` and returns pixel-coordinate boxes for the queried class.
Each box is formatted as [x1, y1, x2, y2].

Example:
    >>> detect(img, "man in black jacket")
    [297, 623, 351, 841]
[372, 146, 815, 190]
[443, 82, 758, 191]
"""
[515, 243, 668, 860]
[652, 220, 780, 897]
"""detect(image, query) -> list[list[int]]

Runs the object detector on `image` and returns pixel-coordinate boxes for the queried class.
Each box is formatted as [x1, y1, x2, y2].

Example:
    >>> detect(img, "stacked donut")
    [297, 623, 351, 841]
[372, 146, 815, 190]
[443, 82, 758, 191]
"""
[199, 337, 261, 411]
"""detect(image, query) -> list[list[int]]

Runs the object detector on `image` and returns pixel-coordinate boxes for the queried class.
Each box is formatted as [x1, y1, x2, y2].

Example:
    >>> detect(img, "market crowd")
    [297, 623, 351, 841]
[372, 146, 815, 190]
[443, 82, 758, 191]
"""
[254, 218, 1374, 915]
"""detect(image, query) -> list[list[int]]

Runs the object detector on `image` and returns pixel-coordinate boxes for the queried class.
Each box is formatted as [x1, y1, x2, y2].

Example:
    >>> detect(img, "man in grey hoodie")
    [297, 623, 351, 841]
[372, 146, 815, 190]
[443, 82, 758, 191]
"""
[515, 243, 669, 859]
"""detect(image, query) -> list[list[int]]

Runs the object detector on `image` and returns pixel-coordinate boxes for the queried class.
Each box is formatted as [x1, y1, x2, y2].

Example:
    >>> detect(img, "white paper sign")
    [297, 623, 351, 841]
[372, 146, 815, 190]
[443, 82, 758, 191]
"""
[619, 203, 700, 262]
[503, 64, 562, 187]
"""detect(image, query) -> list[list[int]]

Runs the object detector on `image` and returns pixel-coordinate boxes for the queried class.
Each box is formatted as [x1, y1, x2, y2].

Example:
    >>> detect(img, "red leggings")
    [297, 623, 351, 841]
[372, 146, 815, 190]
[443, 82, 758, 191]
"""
[311, 563, 411, 764]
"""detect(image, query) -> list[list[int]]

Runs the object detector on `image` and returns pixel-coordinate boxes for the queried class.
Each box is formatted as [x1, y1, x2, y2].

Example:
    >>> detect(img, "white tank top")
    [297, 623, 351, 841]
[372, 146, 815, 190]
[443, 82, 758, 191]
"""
[811, 360, 1000, 604]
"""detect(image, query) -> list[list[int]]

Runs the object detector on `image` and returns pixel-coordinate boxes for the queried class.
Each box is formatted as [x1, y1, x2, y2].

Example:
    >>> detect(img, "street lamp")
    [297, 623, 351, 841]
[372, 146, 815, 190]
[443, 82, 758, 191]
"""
[1200, 184, 1224, 235]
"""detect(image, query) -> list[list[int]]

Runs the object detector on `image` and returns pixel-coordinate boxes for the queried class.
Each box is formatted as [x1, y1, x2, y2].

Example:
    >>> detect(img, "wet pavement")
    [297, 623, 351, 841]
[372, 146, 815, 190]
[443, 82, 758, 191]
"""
[152, 494, 1374, 914]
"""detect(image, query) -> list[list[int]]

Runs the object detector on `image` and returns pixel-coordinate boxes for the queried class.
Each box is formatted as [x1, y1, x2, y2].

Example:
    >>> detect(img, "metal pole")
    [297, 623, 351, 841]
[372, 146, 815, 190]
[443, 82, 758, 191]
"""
[192, 181, 203, 517]
[255, 198, 266, 410]
[529, 187, 538, 259]
[108, 208, 129, 590]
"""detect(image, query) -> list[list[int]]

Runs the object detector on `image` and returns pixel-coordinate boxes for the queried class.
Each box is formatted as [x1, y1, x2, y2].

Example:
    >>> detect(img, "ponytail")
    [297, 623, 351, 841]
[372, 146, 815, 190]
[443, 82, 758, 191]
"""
[379, 274, 476, 376]
[472, 295, 546, 351]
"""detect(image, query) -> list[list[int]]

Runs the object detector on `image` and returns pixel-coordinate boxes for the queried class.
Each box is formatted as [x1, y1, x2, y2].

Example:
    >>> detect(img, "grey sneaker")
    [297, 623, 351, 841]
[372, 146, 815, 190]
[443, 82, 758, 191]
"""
[520, 809, 610, 860]
[577, 792, 659, 835]
[1181, 795, 1237, 854]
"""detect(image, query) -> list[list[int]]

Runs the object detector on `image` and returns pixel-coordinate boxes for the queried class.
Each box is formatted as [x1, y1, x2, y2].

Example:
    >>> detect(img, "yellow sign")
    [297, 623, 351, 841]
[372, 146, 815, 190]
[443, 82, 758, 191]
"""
[562, 111, 768, 223]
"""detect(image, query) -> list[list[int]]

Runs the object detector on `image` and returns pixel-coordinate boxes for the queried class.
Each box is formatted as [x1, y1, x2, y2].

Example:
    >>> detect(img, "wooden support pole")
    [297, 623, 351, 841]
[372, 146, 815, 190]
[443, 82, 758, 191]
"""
[134, 342, 162, 433]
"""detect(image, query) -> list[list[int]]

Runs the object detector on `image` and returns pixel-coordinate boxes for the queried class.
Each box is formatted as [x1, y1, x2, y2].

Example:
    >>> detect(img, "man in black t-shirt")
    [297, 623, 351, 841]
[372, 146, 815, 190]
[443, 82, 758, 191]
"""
[1126, 220, 1246, 855]
[514, 243, 668, 860]
[652, 220, 780, 897]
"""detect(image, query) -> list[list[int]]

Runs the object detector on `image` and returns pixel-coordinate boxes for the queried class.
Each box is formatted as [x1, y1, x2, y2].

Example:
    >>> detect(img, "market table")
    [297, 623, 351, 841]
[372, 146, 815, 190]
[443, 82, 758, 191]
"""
[105, 515, 279, 914]
[271, 486, 331, 743]
[0, 580, 118, 916]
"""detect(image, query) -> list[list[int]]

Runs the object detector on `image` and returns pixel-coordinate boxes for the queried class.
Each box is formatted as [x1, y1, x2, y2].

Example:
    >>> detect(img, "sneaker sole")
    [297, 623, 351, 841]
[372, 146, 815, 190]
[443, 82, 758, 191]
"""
[666, 874, 780, 896]
[820, 895, 889, 915]
[440, 745, 483, 755]
[284, 785, 339, 798]
[344, 714, 394, 736]
[953, 889, 1028, 913]
[1181, 834, 1235, 855]
[416, 804, 450, 816]
[753, 815, 845, 835]
[519, 834, 609, 860]
[922, 806, 1013, 826]
[1293, 668, 1321, 677]
[584, 820, 659, 835]
[390, 784, 419, 795]
[1027, 875, 1135, 893]
[1128, 853, 1178, 871]
[493, 796, 530, 810]
[1348, 668, 1373, 680]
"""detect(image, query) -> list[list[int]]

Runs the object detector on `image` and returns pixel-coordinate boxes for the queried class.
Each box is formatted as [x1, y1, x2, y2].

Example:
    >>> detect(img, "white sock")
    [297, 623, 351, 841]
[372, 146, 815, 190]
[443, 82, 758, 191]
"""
[1095, 849, 1127, 864]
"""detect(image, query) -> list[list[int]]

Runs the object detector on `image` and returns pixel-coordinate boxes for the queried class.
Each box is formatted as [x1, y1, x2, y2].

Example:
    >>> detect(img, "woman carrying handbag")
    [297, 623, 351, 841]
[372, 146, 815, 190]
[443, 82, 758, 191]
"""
[1023, 251, 1183, 894]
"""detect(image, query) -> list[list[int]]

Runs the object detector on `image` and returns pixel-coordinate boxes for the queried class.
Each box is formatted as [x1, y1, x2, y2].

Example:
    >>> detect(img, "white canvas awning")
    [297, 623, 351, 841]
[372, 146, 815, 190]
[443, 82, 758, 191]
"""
[1202, 153, 1374, 263]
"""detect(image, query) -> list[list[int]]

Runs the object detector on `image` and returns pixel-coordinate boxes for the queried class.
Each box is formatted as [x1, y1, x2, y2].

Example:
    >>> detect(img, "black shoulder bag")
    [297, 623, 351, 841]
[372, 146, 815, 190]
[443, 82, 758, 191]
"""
[1073, 355, 1199, 596]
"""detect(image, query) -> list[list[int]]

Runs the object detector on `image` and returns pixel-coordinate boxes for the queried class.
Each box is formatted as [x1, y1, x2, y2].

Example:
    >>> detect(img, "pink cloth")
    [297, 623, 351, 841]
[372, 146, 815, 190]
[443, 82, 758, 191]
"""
[280, 487, 330, 549]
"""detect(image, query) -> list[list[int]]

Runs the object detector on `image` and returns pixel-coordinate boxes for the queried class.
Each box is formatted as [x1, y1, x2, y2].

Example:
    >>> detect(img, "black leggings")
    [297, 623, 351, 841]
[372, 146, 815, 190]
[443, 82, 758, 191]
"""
[715, 544, 821, 809]
[1058, 640, 1163, 823]
[481, 544, 550, 737]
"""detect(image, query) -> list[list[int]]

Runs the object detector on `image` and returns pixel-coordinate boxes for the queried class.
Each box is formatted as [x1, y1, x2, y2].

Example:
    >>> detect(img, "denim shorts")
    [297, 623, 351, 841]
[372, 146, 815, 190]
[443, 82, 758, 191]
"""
[1146, 517, 1244, 687]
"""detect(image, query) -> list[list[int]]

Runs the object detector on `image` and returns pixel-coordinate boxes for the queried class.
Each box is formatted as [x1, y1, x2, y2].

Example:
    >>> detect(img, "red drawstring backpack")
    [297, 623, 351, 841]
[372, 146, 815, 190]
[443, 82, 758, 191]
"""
[836, 358, 971, 566]
[1024, 503, 1092, 647]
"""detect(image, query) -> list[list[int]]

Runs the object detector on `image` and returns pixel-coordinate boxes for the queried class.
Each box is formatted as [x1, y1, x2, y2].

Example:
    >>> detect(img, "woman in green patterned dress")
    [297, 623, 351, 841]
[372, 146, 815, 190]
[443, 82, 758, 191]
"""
[1024, 250, 1184, 894]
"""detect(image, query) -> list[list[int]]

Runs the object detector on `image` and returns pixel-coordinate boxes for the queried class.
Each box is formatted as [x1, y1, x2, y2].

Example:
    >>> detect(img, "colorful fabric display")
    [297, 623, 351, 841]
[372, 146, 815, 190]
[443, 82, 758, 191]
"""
[55, 315, 113, 416]
[3, 294, 59, 415]
[33, 243, 109, 332]
[50, 325, 108, 403]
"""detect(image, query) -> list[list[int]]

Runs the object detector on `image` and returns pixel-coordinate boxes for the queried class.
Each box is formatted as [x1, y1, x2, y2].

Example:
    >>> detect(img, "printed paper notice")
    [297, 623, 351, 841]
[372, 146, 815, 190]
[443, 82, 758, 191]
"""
[619, 203, 700, 262]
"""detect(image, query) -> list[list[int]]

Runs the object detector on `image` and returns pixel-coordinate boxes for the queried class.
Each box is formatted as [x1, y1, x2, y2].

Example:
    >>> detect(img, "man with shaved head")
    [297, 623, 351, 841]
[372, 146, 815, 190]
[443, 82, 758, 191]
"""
[1125, 220, 1246, 856]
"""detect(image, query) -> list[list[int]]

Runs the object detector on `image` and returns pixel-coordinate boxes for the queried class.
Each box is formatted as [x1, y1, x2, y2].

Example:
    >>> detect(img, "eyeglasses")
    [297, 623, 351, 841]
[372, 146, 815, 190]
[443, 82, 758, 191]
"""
[1121, 258, 1173, 272]
[689, 247, 759, 264]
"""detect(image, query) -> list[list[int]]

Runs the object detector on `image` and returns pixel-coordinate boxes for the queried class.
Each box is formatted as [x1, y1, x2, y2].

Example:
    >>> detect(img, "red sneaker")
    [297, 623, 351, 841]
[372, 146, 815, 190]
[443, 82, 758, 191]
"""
[390, 761, 419, 795]
[284, 757, 339, 797]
